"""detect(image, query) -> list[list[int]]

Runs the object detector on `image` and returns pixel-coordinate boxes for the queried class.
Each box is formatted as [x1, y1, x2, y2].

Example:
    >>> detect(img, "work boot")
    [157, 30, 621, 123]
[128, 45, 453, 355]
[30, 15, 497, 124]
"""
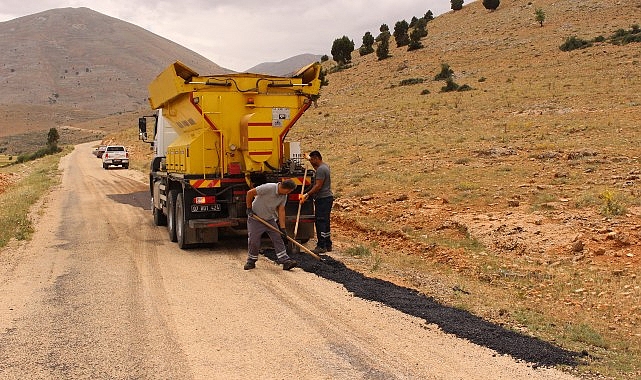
[243, 260, 256, 270]
[278, 258, 298, 271]
[312, 247, 327, 254]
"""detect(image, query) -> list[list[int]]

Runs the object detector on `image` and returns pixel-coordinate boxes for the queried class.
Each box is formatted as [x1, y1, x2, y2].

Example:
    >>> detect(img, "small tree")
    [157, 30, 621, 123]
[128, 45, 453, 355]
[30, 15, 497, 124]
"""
[414, 18, 429, 38]
[331, 36, 355, 66]
[424, 10, 434, 22]
[408, 28, 424, 51]
[47, 128, 60, 149]
[376, 32, 391, 60]
[376, 24, 390, 42]
[451, 0, 464, 11]
[482, 0, 500, 11]
[359, 31, 375, 56]
[393, 20, 410, 47]
[320, 55, 329, 62]
[535, 8, 546, 27]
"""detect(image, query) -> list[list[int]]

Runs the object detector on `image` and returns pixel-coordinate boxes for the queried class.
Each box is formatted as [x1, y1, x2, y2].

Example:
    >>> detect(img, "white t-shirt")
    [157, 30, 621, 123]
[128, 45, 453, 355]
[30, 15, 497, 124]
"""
[252, 183, 286, 220]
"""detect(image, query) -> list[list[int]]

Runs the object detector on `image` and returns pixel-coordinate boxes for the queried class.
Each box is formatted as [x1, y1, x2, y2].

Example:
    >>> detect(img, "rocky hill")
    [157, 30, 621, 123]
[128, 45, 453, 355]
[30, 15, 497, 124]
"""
[0, 7, 230, 145]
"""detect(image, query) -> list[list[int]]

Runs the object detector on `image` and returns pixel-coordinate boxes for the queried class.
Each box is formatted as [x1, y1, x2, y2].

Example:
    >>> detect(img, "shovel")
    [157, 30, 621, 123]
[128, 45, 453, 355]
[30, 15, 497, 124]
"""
[293, 166, 308, 238]
[251, 214, 322, 261]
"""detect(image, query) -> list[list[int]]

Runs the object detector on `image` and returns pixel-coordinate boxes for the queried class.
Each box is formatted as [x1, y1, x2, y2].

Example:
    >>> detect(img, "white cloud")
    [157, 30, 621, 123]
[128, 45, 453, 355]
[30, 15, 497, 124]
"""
[0, 0, 451, 71]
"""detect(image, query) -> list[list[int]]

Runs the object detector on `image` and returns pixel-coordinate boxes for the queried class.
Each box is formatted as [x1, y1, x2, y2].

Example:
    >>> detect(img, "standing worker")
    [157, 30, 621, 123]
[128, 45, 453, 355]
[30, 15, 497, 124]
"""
[245, 180, 298, 270]
[300, 151, 334, 254]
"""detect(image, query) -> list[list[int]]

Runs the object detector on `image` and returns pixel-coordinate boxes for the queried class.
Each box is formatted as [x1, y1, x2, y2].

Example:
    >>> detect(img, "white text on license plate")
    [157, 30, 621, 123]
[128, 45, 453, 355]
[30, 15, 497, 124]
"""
[191, 204, 221, 212]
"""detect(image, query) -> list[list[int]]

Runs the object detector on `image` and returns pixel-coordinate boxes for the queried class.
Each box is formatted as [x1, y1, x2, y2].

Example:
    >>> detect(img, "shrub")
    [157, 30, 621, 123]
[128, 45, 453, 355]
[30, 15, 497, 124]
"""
[331, 36, 355, 65]
[399, 78, 425, 86]
[482, 0, 500, 10]
[434, 63, 454, 80]
[441, 78, 460, 92]
[376, 32, 391, 60]
[451, 0, 464, 11]
[559, 36, 592, 51]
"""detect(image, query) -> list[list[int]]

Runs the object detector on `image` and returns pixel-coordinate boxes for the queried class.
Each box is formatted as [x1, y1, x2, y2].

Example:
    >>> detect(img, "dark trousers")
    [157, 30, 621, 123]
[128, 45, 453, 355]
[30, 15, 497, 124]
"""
[314, 196, 333, 249]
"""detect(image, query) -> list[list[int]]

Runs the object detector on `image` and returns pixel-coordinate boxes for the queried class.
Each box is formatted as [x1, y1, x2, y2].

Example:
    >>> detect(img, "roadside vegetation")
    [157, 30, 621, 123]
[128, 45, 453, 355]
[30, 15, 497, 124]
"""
[0, 149, 65, 249]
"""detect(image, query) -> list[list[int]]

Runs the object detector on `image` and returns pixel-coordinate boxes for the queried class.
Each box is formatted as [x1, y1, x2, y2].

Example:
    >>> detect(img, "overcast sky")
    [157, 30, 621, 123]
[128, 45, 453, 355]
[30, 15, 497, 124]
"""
[0, 1, 452, 72]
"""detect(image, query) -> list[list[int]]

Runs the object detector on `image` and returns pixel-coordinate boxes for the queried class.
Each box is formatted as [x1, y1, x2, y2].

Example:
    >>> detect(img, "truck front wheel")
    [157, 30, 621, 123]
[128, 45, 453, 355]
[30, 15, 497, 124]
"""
[167, 190, 178, 242]
[152, 197, 167, 226]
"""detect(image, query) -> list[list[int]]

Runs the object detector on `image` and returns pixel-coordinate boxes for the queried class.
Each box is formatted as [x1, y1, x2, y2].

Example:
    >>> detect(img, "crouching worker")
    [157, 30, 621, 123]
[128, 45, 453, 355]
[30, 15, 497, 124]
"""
[244, 179, 298, 271]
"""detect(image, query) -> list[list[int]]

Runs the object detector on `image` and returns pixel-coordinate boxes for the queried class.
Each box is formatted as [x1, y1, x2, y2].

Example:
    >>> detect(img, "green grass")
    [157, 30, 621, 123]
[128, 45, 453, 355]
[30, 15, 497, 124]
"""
[0, 149, 65, 248]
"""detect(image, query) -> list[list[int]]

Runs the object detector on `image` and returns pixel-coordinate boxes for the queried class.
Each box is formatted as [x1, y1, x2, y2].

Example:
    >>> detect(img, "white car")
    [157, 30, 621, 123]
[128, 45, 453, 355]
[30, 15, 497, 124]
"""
[102, 145, 129, 169]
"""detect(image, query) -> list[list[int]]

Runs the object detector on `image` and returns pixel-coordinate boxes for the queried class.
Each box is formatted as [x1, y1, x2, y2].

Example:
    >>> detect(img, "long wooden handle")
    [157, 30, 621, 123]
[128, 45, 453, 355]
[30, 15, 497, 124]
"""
[251, 214, 321, 261]
[293, 167, 308, 238]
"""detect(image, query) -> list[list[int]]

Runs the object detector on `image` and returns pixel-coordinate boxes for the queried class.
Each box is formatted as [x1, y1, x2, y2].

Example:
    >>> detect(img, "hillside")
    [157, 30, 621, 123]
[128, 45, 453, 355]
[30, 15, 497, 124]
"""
[284, 0, 640, 378]
[0, 7, 230, 151]
[245, 53, 324, 76]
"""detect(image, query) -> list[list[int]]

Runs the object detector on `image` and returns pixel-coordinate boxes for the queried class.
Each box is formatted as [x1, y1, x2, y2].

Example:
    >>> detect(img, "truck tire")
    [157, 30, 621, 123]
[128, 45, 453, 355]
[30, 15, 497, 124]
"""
[167, 190, 179, 242]
[152, 197, 167, 226]
[175, 193, 190, 249]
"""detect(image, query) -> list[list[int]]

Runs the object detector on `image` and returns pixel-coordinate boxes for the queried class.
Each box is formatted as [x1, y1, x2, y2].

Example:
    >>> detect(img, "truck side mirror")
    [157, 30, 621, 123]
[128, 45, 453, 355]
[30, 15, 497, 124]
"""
[138, 117, 147, 134]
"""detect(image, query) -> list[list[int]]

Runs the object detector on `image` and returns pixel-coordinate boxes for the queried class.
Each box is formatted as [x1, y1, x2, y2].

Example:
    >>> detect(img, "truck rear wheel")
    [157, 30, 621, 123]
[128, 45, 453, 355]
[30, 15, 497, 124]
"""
[175, 193, 190, 249]
[167, 190, 178, 242]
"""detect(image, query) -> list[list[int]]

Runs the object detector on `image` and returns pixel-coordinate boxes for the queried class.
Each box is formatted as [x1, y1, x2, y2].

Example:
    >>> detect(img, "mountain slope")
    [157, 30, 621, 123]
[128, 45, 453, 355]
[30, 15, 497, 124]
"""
[0, 7, 230, 137]
[245, 53, 323, 76]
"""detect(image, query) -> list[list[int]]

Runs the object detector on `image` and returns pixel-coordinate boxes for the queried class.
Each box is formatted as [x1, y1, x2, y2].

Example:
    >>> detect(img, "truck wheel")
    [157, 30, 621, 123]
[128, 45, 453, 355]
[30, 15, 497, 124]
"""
[176, 193, 190, 249]
[167, 190, 178, 242]
[152, 197, 167, 226]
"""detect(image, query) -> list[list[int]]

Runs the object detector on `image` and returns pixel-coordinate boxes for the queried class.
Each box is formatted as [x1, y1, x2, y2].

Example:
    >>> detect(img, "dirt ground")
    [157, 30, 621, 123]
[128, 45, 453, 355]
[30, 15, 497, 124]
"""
[0, 142, 584, 379]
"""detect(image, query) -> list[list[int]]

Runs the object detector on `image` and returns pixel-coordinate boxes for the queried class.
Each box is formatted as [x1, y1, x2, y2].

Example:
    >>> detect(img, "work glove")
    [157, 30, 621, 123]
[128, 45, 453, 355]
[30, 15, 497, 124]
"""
[246, 208, 254, 217]
[299, 193, 308, 204]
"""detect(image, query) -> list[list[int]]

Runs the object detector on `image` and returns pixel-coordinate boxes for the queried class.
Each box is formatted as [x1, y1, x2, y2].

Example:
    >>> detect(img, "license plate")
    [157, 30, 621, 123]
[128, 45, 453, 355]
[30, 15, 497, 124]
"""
[114, 159, 121, 163]
[191, 204, 221, 212]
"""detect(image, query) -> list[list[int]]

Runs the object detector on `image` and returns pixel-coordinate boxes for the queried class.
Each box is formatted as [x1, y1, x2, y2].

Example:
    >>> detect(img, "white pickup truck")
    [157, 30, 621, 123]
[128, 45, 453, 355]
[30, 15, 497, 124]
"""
[102, 145, 129, 169]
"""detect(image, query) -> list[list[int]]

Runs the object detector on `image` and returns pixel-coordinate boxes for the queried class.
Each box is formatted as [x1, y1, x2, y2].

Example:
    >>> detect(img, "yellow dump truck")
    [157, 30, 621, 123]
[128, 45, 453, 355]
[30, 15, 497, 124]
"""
[138, 61, 321, 248]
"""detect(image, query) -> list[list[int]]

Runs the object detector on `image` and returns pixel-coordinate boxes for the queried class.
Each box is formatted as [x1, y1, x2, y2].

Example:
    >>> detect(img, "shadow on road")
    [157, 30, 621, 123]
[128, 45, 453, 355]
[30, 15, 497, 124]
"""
[107, 191, 150, 210]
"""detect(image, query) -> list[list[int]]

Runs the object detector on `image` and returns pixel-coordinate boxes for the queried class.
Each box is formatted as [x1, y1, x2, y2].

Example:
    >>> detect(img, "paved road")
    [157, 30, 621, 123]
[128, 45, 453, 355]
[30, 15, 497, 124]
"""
[0, 142, 578, 379]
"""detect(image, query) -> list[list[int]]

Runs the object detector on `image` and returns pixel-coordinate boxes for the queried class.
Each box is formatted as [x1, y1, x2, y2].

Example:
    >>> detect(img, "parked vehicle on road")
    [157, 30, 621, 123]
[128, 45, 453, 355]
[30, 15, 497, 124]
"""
[102, 145, 129, 169]
[93, 145, 107, 158]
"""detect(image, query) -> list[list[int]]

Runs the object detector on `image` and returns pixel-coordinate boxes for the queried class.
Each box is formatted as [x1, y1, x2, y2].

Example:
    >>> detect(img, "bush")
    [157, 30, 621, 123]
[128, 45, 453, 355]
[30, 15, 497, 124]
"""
[399, 78, 425, 86]
[482, 0, 500, 10]
[434, 63, 454, 80]
[559, 36, 592, 51]
[331, 36, 355, 65]
[376, 32, 391, 60]
[441, 78, 460, 92]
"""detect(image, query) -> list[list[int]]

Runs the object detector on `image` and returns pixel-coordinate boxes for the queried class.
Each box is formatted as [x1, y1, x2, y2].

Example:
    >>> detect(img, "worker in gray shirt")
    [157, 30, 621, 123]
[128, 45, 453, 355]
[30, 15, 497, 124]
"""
[245, 179, 298, 270]
[300, 151, 333, 254]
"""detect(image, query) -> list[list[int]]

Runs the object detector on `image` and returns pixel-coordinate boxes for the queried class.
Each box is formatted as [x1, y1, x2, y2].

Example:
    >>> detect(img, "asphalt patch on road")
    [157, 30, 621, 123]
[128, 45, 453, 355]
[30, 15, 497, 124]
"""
[263, 249, 581, 369]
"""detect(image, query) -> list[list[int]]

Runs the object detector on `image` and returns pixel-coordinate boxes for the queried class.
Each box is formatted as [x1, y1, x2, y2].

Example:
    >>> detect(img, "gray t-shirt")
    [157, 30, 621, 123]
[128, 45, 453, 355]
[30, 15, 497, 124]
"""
[252, 183, 287, 220]
[314, 163, 333, 199]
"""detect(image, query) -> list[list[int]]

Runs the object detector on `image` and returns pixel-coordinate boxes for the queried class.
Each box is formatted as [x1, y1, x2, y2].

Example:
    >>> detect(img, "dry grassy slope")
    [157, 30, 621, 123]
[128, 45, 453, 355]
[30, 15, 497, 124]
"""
[0, 7, 230, 144]
[284, 1, 641, 377]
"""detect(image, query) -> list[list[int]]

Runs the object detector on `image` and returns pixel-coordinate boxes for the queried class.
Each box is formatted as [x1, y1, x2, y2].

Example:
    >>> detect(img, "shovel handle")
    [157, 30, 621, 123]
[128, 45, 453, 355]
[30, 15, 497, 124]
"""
[251, 214, 321, 261]
[293, 167, 308, 238]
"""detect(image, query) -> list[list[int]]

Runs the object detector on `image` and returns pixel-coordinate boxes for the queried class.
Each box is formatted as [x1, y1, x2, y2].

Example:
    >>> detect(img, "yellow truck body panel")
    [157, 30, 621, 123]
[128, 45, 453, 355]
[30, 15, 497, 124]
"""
[148, 61, 321, 178]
